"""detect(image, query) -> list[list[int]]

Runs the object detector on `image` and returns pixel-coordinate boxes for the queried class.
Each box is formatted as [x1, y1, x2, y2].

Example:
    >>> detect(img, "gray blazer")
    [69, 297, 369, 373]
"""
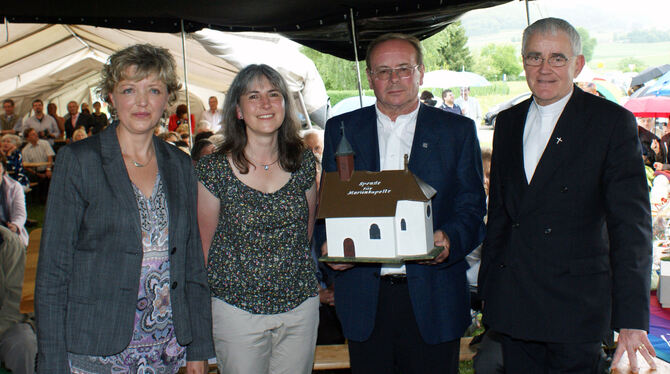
[35, 125, 214, 372]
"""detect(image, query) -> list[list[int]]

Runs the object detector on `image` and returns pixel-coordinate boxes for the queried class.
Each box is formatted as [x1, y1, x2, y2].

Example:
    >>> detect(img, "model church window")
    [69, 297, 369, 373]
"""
[400, 219, 407, 231]
[427, 205, 431, 218]
[369, 224, 381, 239]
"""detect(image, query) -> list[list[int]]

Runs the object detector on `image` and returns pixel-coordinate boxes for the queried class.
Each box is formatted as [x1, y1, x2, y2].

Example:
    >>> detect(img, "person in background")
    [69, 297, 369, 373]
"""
[419, 90, 437, 106]
[168, 104, 196, 133]
[197, 64, 319, 374]
[0, 99, 22, 135]
[439, 89, 462, 115]
[46, 103, 65, 139]
[480, 17, 655, 372]
[23, 100, 59, 145]
[80, 102, 90, 115]
[191, 139, 215, 164]
[0, 217, 35, 374]
[35, 43, 214, 373]
[63, 100, 95, 140]
[71, 128, 88, 142]
[201, 96, 224, 133]
[638, 117, 666, 167]
[22, 127, 54, 202]
[455, 86, 482, 125]
[91, 101, 109, 134]
[0, 134, 30, 190]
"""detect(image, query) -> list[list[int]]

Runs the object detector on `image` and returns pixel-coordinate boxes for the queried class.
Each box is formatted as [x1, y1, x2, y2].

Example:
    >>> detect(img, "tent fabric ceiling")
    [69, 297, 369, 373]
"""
[1, 0, 511, 60]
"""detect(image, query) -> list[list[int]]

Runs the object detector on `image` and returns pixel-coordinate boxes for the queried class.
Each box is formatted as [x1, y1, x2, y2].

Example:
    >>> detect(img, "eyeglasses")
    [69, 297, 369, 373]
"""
[523, 54, 571, 67]
[369, 65, 419, 80]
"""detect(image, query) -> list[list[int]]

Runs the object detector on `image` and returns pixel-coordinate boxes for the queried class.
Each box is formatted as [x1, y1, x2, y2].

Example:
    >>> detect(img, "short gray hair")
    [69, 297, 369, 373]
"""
[1, 134, 21, 148]
[522, 17, 582, 57]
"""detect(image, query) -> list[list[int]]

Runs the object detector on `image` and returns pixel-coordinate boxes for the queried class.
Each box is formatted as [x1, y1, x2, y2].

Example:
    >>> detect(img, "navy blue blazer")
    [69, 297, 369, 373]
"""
[35, 125, 214, 371]
[315, 104, 487, 344]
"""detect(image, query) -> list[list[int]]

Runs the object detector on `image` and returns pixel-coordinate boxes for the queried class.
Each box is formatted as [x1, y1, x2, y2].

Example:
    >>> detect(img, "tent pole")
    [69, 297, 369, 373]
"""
[349, 8, 364, 108]
[297, 91, 312, 130]
[180, 19, 194, 147]
[525, 0, 530, 26]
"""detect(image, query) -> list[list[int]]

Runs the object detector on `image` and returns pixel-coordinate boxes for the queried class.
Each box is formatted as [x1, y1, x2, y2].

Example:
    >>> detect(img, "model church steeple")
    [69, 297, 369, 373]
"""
[335, 121, 355, 181]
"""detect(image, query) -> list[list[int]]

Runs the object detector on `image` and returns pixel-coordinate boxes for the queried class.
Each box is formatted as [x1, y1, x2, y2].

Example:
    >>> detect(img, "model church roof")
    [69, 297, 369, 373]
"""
[317, 169, 437, 219]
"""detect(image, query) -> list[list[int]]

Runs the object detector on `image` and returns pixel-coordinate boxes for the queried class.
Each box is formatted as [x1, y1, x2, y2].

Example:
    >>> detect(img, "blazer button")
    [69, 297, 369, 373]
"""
[171, 247, 177, 255]
[544, 228, 552, 234]
[561, 186, 568, 193]
[171, 281, 178, 289]
[512, 223, 520, 228]
[499, 263, 505, 269]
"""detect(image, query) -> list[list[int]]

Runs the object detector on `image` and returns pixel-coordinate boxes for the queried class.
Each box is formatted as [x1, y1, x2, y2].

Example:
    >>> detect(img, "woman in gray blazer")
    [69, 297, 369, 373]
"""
[35, 44, 214, 373]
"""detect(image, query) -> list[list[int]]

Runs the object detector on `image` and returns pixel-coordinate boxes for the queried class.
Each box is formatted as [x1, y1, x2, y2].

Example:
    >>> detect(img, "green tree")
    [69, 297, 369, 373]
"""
[300, 46, 368, 91]
[473, 44, 522, 81]
[618, 57, 647, 72]
[577, 27, 597, 62]
[423, 21, 473, 72]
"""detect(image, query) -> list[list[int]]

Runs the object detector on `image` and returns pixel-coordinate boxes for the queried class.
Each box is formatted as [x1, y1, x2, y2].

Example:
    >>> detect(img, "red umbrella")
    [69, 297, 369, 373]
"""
[624, 96, 670, 118]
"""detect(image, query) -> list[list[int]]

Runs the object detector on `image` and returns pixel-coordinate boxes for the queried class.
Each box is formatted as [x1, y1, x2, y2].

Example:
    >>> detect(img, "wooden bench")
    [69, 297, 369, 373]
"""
[20, 228, 41, 314]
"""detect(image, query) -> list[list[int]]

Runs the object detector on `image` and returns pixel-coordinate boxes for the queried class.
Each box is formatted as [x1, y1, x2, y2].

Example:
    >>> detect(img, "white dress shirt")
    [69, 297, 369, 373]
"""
[522, 89, 572, 183]
[202, 109, 223, 133]
[376, 103, 419, 275]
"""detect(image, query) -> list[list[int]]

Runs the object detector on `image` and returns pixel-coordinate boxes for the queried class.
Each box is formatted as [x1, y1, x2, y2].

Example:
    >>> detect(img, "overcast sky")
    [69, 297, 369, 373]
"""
[462, 0, 670, 35]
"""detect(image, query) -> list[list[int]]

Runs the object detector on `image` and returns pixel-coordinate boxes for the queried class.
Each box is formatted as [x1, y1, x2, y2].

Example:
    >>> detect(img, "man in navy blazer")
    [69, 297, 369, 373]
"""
[480, 18, 655, 372]
[315, 33, 486, 373]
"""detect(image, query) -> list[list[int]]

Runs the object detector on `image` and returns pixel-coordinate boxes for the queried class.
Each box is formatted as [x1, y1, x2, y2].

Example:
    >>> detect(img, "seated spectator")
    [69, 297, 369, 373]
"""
[167, 104, 195, 133]
[0, 154, 29, 246]
[158, 131, 180, 144]
[194, 131, 214, 144]
[191, 139, 216, 164]
[180, 132, 190, 147]
[0, 223, 36, 374]
[91, 102, 109, 133]
[0, 135, 29, 190]
[23, 100, 59, 145]
[21, 128, 55, 202]
[72, 128, 88, 142]
[439, 89, 462, 115]
[1, 99, 23, 135]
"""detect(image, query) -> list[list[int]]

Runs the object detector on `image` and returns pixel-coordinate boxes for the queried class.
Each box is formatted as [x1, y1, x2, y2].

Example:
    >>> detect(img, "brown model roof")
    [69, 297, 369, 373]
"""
[317, 169, 436, 219]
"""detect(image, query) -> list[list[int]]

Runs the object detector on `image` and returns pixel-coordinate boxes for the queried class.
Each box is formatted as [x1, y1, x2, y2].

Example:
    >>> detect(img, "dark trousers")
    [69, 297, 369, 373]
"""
[348, 276, 460, 374]
[499, 332, 602, 374]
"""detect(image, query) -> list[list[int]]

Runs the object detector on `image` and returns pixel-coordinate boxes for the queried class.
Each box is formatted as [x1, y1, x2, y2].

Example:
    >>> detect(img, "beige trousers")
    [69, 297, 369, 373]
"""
[211, 296, 319, 374]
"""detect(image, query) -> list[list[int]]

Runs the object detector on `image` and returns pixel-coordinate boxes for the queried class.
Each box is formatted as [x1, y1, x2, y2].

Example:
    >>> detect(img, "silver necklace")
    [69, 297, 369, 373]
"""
[246, 153, 279, 171]
[125, 151, 154, 168]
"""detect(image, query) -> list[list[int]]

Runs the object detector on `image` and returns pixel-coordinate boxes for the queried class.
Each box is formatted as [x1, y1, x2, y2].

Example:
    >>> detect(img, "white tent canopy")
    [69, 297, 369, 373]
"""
[0, 23, 328, 126]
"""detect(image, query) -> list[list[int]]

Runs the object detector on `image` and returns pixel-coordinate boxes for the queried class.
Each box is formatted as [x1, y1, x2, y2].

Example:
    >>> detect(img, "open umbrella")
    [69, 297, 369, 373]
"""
[630, 64, 670, 87]
[642, 71, 670, 97]
[624, 96, 670, 118]
[421, 70, 490, 89]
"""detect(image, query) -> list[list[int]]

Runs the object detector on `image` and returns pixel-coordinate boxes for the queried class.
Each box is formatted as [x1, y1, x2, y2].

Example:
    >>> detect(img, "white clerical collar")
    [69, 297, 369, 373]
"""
[532, 88, 573, 116]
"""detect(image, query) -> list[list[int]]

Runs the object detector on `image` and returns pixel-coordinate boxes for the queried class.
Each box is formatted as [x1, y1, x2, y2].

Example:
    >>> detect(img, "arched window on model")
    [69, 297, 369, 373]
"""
[400, 219, 407, 231]
[369, 224, 381, 239]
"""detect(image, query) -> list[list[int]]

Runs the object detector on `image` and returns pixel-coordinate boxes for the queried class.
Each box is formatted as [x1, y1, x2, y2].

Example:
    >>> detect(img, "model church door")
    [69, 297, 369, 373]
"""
[343, 238, 355, 257]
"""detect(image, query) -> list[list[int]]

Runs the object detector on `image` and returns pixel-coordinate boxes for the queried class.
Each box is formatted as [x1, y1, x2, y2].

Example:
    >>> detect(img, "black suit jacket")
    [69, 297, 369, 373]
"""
[64, 112, 96, 138]
[480, 87, 651, 343]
